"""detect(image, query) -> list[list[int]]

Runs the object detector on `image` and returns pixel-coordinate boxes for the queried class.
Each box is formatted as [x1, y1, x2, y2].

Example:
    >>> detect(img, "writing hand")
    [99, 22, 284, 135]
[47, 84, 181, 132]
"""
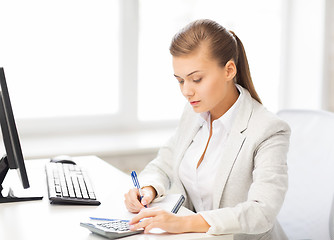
[124, 186, 156, 213]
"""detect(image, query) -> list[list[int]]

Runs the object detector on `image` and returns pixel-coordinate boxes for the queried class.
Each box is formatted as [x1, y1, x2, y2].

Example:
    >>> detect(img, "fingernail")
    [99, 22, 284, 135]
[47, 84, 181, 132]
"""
[142, 200, 147, 205]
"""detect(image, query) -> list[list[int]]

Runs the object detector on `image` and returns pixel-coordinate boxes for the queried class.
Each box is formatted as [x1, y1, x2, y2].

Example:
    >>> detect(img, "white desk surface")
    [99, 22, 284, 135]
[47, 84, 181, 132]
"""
[0, 156, 232, 240]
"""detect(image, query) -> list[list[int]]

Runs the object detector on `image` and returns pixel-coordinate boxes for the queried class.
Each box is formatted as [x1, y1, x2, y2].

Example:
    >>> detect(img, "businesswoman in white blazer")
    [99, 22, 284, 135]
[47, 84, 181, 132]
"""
[124, 19, 290, 240]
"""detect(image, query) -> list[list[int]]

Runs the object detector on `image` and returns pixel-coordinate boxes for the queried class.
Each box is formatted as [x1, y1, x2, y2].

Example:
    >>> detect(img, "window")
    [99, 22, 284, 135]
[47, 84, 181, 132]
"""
[0, 1, 119, 120]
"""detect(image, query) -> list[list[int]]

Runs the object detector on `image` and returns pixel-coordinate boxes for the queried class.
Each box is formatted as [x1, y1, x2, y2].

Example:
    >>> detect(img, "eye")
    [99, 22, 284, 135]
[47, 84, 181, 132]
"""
[176, 78, 184, 84]
[193, 78, 202, 83]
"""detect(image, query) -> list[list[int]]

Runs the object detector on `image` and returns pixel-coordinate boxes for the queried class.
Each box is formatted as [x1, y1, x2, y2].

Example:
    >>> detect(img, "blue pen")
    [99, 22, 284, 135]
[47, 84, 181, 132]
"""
[89, 217, 130, 222]
[131, 171, 146, 207]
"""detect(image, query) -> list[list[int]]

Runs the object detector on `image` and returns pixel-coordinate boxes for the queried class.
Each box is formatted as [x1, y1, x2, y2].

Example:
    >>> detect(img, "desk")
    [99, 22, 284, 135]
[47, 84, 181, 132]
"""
[0, 156, 233, 240]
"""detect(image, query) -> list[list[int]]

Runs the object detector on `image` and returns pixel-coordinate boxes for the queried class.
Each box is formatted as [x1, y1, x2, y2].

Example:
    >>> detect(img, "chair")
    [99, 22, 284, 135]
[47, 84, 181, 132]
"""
[276, 109, 334, 240]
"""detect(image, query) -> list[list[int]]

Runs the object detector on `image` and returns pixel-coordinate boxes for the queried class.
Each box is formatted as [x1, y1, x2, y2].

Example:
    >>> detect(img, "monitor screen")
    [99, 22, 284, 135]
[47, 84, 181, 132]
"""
[0, 67, 42, 203]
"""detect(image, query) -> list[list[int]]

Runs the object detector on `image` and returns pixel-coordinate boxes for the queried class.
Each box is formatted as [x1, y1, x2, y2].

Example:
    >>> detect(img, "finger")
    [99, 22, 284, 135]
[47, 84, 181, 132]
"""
[129, 188, 140, 200]
[129, 207, 161, 224]
[141, 188, 155, 205]
[125, 199, 141, 213]
[124, 199, 137, 213]
[128, 201, 144, 213]
[124, 191, 138, 208]
[124, 189, 145, 212]
[130, 216, 162, 234]
[130, 217, 152, 231]
[131, 194, 146, 210]
[140, 195, 151, 206]
[143, 221, 158, 234]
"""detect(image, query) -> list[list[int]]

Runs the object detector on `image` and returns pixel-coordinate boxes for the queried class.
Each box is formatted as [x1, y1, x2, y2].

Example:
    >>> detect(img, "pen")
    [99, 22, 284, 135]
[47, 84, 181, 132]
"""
[131, 171, 146, 207]
[89, 217, 130, 222]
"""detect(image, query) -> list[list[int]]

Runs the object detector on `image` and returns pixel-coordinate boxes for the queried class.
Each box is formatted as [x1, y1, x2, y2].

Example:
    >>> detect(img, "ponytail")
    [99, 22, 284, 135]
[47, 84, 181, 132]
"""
[229, 31, 262, 104]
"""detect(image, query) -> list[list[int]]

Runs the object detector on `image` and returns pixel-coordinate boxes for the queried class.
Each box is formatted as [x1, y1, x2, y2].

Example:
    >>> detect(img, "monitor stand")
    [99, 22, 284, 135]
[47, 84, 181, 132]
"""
[0, 157, 43, 203]
[0, 186, 43, 203]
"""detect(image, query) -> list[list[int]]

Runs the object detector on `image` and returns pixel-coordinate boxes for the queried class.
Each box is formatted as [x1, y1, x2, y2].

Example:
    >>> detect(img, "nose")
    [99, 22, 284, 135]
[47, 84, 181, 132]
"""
[181, 81, 194, 98]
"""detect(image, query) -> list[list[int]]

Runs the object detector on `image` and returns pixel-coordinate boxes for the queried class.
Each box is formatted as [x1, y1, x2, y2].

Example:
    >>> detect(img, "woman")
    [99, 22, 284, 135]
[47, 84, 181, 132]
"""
[124, 19, 290, 239]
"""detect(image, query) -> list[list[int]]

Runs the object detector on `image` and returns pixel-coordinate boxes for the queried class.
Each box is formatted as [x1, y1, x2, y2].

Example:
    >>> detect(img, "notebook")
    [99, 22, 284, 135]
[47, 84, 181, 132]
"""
[149, 193, 185, 213]
[80, 194, 185, 239]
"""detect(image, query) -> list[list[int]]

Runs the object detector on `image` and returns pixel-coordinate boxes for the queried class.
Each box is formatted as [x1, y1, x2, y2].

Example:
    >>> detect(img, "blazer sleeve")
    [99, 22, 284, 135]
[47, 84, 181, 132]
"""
[199, 119, 290, 235]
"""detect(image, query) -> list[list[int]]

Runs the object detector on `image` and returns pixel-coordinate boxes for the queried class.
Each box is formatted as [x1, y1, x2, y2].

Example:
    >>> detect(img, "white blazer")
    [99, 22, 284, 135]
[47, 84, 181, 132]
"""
[140, 86, 290, 240]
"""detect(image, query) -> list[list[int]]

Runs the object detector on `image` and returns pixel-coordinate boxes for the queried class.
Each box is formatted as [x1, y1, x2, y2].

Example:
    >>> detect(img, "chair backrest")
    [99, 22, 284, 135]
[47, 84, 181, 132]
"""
[277, 109, 334, 240]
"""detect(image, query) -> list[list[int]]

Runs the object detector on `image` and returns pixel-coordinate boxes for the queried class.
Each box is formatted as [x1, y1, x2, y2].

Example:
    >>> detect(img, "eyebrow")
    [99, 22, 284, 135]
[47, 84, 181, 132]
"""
[174, 70, 200, 78]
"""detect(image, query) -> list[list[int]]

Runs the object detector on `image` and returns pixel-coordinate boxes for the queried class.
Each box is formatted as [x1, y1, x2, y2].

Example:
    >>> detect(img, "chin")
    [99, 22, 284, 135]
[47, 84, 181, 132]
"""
[191, 106, 206, 113]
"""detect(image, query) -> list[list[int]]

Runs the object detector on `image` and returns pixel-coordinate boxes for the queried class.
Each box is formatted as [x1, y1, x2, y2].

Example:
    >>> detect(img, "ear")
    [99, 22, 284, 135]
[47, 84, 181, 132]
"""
[225, 60, 237, 81]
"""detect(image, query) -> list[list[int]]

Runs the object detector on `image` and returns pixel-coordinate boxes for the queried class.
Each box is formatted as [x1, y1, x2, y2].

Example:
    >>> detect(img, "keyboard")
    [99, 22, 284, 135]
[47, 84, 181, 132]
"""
[45, 162, 101, 205]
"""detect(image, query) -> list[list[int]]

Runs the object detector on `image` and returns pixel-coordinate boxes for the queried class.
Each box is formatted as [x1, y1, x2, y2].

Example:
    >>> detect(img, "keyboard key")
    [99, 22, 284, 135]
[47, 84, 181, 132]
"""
[88, 192, 96, 200]
[97, 221, 131, 232]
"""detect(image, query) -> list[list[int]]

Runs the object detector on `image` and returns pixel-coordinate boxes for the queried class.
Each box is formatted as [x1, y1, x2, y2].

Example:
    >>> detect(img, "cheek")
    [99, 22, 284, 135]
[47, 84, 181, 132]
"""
[204, 79, 227, 103]
[201, 81, 220, 99]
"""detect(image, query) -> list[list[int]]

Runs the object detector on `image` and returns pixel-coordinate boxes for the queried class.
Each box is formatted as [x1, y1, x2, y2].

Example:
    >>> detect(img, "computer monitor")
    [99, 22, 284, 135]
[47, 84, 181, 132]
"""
[0, 67, 42, 203]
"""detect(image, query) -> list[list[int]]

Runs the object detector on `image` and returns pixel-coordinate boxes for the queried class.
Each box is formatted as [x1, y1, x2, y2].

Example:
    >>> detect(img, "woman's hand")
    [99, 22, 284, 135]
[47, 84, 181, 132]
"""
[129, 207, 211, 234]
[129, 207, 186, 234]
[124, 186, 156, 213]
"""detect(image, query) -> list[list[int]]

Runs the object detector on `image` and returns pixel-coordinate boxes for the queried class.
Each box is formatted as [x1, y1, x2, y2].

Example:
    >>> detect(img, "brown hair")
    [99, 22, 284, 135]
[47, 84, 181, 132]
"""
[169, 19, 262, 104]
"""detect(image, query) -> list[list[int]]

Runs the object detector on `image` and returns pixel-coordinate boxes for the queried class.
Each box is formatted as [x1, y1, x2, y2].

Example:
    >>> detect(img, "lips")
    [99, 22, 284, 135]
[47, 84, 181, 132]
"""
[190, 100, 200, 106]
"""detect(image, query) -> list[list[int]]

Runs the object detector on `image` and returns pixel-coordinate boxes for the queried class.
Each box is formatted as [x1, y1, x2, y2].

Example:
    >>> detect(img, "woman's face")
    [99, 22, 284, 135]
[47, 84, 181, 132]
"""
[172, 45, 238, 120]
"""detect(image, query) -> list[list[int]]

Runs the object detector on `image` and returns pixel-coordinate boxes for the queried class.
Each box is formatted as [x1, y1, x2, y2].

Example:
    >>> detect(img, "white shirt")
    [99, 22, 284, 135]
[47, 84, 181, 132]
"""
[179, 85, 242, 212]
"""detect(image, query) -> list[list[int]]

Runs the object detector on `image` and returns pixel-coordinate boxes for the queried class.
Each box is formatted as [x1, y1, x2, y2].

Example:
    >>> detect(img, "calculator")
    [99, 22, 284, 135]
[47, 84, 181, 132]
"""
[80, 220, 143, 239]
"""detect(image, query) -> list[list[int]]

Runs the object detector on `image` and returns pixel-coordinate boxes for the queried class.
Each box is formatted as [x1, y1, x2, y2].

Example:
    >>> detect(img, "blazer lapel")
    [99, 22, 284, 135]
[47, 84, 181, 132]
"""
[173, 105, 202, 209]
[212, 130, 246, 209]
[212, 87, 253, 209]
